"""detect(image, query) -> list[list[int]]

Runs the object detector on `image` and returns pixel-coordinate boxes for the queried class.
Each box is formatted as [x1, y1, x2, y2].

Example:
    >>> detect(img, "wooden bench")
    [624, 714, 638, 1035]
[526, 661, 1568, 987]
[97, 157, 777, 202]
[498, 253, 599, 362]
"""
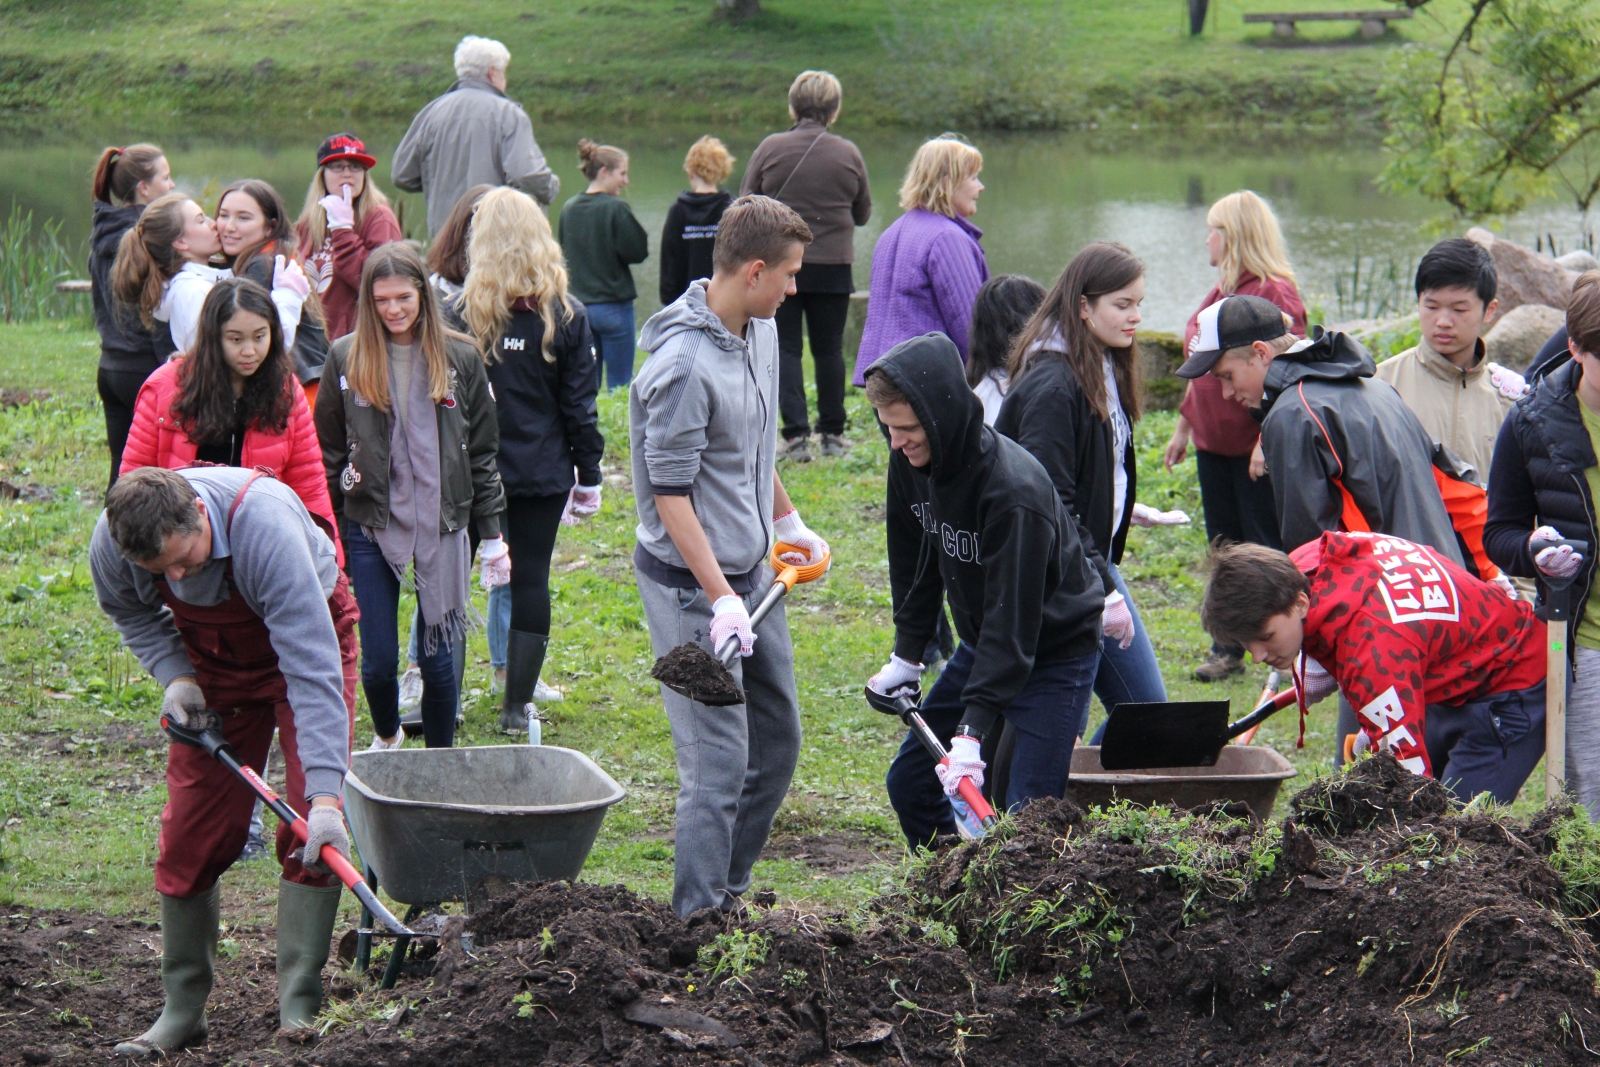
[1243, 9, 1412, 39]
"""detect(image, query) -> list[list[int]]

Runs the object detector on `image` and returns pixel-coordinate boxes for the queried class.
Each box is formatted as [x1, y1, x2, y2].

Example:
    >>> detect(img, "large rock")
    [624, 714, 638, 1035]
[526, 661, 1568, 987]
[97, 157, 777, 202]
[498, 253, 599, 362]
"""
[1484, 303, 1565, 371]
[1466, 228, 1576, 314]
[1137, 330, 1185, 411]
[1557, 249, 1600, 273]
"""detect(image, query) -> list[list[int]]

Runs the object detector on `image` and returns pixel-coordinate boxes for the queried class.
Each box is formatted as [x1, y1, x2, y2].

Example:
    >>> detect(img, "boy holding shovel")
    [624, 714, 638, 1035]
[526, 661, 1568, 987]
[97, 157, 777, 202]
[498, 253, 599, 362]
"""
[630, 195, 830, 918]
[863, 332, 1105, 846]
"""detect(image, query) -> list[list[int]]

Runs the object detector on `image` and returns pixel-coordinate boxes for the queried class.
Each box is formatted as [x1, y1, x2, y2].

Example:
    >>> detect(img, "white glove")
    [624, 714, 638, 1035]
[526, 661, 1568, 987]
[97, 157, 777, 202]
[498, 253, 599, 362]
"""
[1102, 592, 1135, 650]
[161, 679, 216, 731]
[479, 536, 511, 588]
[294, 805, 351, 876]
[272, 254, 311, 299]
[1487, 361, 1528, 401]
[1531, 525, 1584, 579]
[710, 594, 756, 658]
[934, 735, 985, 799]
[868, 654, 923, 696]
[318, 185, 355, 231]
[1299, 656, 1338, 705]
[1491, 572, 1517, 599]
[561, 482, 602, 526]
[773, 508, 830, 571]
[1130, 502, 1191, 527]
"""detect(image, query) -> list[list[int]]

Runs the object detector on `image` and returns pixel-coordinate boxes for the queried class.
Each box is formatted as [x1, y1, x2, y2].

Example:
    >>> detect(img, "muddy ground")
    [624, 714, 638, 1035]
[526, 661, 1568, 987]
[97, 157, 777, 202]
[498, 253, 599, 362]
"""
[5, 756, 1599, 1066]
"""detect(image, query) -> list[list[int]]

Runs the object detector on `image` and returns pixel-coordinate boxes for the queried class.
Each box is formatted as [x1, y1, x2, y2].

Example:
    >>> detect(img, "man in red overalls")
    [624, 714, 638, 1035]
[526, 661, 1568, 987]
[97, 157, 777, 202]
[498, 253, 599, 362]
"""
[90, 466, 359, 1056]
[1199, 532, 1547, 803]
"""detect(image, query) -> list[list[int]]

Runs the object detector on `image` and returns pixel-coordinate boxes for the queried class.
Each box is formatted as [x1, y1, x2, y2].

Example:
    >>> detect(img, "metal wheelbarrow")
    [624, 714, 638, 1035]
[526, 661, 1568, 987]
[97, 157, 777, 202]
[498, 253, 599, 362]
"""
[342, 745, 626, 986]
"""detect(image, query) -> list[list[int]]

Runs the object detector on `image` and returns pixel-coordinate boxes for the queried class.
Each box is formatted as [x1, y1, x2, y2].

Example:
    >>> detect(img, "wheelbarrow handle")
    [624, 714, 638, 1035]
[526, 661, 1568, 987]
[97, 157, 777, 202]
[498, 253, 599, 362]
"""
[162, 715, 415, 937]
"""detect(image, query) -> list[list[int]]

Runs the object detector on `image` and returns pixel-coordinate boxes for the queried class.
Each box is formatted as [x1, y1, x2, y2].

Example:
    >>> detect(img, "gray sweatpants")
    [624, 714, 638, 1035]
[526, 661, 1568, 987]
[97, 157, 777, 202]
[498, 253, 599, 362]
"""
[1568, 648, 1600, 820]
[636, 566, 801, 917]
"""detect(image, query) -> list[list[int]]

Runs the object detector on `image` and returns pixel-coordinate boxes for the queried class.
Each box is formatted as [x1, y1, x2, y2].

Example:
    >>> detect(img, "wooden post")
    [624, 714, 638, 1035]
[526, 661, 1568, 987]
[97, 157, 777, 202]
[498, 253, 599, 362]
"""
[1547, 615, 1569, 799]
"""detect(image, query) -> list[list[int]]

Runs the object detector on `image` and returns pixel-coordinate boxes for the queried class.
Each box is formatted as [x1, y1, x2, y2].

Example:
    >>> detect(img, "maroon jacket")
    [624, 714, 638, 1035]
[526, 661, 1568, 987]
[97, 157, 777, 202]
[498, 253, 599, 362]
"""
[296, 204, 404, 341]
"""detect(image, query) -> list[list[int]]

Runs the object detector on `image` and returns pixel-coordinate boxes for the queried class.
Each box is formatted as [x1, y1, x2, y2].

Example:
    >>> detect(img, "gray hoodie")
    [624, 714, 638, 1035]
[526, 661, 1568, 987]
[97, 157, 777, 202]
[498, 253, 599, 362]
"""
[630, 281, 777, 591]
[90, 468, 349, 798]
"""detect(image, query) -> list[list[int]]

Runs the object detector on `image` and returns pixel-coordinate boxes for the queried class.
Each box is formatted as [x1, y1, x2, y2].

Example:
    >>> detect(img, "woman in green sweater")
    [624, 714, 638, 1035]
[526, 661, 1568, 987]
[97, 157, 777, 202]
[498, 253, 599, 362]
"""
[558, 139, 648, 390]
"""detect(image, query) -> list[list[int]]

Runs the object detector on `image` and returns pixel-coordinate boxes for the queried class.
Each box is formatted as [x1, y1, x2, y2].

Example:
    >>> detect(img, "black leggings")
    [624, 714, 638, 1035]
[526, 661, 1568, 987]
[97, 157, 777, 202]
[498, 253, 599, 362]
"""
[506, 492, 568, 634]
[776, 292, 850, 439]
[98, 366, 151, 491]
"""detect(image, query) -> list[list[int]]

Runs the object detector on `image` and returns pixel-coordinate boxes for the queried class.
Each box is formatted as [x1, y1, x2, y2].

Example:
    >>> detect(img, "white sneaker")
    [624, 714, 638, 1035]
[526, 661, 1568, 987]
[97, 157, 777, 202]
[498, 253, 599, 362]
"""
[490, 670, 505, 697]
[533, 677, 565, 703]
[368, 733, 405, 752]
[397, 667, 423, 713]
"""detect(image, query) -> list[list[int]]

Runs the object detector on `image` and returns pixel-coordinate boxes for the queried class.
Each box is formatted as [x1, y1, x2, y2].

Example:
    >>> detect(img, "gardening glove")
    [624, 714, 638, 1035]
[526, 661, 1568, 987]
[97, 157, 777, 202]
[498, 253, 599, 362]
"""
[160, 679, 217, 732]
[561, 481, 602, 526]
[868, 654, 923, 697]
[1102, 592, 1135, 650]
[773, 508, 830, 571]
[1130, 502, 1191, 527]
[1491, 572, 1517, 599]
[1487, 361, 1528, 401]
[934, 735, 985, 799]
[1531, 525, 1584, 579]
[294, 804, 350, 876]
[1299, 656, 1338, 706]
[478, 536, 511, 588]
[710, 594, 756, 658]
[272, 254, 311, 300]
[318, 185, 355, 231]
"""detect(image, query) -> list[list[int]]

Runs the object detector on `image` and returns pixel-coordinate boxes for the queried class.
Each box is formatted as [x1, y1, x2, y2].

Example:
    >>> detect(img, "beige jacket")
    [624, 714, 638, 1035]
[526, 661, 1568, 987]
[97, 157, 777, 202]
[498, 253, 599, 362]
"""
[1374, 337, 1522, 480]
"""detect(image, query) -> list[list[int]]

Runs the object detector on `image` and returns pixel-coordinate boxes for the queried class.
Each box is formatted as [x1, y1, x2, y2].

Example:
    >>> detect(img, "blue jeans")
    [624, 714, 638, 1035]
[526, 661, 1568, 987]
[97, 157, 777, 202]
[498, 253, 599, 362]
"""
[408, 584, 508, 670]
[586, 300, 637, 391]
[1086, 563, 1168, 742]
[346, 523, 458, 747]
[886, 642, 1099, 847]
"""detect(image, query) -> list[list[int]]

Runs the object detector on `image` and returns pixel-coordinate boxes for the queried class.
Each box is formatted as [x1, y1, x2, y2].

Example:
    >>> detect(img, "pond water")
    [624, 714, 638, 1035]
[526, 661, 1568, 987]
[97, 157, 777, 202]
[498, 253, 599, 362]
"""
[3, 123, 1593, 334]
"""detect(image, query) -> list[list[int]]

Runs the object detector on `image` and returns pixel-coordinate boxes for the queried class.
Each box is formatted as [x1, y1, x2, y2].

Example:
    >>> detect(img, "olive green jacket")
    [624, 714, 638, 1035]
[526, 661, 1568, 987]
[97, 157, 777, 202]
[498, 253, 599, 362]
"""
[314, 334, 505, 539]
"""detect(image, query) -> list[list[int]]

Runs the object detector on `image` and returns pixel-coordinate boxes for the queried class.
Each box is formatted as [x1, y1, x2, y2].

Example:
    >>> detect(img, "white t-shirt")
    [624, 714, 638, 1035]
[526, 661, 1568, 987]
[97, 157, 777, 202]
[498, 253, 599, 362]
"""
[972, 369, 1008, 426]
[1103, 355, 1130, 535]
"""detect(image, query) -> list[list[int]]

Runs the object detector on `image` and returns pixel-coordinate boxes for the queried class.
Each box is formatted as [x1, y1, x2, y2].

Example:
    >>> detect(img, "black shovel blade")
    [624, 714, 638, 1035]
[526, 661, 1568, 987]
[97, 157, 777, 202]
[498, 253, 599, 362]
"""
[1099, 700, 1231, 771]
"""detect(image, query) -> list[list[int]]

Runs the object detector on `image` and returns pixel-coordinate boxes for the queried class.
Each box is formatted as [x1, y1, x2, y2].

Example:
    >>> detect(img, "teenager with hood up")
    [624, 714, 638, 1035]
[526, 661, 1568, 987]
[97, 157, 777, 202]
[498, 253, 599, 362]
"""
[659, 136, 735, 306]
[90, 144, 178, 490]
[864, 333, 1104, 846]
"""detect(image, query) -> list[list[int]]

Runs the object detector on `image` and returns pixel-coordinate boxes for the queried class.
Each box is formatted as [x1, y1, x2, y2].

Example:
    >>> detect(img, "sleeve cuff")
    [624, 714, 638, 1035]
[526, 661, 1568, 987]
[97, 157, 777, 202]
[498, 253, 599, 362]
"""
[893, 632, 933, 664]
[648, 480, 693, 497]
[578, 468, 603, 488]
[476, 515, 502, 539]
[303, 768, 347, 801]
[150, 651, 199, 690]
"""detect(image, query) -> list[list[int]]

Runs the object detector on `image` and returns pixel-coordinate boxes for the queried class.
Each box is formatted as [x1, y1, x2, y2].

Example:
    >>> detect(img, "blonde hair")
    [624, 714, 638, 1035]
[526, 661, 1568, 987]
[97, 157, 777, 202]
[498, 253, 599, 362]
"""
[297, 166, 393, 253]
[788, 70, 842, 124]
[461, 187, 573, 363]
[577, 139, 627, 181]
[684, 136, 736, 186]
[346, 244, 451, 413]
[898, 135, 983, 217]
[1206, 190, 1297, 294]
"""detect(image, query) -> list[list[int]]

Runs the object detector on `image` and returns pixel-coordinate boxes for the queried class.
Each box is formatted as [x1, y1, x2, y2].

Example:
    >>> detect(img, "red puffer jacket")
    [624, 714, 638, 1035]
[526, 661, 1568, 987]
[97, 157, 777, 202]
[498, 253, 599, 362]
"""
[119, 359, 342, 562]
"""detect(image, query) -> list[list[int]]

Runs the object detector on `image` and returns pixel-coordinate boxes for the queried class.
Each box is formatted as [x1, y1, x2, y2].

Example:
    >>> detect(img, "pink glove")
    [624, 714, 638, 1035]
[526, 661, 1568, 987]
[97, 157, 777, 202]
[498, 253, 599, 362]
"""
[773, 508, 829, 570]
[570, 483, 602, 520]
[1299, 656, 1338, 705]
[1102, 592, 1135, 650]
[272, 254, 311, 299]
[1130, 502, 1191, 528]
[478, 536, 511, 588]
[319, 185, 355, 231]
[710, 595, 756, 658]
[1531, 526, 1584, 579]
[934, 735, 985, 799]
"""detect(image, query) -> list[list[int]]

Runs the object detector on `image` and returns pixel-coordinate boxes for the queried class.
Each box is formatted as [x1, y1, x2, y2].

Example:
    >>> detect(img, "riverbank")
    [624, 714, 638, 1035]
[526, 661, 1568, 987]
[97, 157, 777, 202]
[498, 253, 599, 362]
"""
[0, 0, 1445, 130]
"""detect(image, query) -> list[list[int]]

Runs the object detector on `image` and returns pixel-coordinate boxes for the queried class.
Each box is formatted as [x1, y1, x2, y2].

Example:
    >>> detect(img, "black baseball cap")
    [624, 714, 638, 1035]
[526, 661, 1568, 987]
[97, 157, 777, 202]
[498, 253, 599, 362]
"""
[1175, 294, 1292, 379]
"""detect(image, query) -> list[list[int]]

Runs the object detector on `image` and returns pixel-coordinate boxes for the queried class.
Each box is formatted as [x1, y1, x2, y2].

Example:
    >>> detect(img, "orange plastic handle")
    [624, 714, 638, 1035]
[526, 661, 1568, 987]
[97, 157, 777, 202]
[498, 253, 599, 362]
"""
[771, 541, 831, 586]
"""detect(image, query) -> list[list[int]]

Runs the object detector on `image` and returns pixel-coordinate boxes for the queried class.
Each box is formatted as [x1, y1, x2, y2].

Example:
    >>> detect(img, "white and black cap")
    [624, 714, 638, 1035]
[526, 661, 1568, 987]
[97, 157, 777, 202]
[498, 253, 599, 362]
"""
[1175, 294, 1292, 379]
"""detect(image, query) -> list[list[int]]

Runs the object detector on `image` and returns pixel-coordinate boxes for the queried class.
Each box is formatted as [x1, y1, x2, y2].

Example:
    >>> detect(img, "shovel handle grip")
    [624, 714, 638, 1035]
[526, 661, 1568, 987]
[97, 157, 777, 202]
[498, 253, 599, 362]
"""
[954, 775, 999, 829]
[1226, 686, 1298, 739]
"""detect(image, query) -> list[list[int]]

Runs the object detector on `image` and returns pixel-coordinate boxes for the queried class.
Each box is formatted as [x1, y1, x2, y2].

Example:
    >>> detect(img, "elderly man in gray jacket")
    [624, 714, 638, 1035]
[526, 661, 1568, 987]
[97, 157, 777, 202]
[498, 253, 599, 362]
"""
[393, 35, 560, 236]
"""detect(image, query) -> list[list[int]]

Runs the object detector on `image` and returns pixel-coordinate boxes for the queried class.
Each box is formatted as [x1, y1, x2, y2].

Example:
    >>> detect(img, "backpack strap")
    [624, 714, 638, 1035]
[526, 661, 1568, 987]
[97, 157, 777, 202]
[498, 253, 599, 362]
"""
[225, 466, 277, 536]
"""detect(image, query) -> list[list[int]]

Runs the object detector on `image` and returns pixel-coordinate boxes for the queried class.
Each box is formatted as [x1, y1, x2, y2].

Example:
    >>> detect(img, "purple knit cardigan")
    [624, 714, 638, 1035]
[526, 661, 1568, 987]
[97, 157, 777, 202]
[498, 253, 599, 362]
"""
[852, 208, 989, 385]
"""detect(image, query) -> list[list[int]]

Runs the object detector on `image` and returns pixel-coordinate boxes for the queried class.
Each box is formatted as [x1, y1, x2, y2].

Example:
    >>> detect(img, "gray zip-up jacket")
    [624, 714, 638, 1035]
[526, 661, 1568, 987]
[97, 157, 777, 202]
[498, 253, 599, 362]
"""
[630, 281, 777, 591]
[89, 468, 350, 798]
[392, 76, 560, 236]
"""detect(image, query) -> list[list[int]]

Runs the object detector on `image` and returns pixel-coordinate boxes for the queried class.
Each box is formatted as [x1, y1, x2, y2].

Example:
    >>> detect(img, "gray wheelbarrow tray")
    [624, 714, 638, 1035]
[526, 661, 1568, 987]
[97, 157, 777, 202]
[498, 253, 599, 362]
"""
[343, 745, 626, 906]
[1068, 744, 1298, 820]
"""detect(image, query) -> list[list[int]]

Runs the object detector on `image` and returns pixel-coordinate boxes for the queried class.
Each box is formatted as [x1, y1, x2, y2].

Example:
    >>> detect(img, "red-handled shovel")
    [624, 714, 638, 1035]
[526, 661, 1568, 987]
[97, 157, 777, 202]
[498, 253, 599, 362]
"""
[864, 685, 999, 834]
[161, 713, 414, 937]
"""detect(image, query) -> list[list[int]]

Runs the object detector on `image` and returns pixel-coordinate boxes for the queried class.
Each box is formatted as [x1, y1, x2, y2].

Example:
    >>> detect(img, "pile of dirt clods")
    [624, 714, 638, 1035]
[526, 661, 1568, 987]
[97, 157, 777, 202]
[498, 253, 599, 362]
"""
[5, 756, 1600, 1066]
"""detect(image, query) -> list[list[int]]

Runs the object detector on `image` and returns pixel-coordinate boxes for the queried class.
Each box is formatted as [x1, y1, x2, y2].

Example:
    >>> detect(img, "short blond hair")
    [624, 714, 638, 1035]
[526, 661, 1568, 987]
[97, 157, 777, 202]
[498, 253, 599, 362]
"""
[684, 136, 736, 186]
[788, 70, 842, 124]
[899, 135, 983, 217]
[1207, 190, 1297, 294]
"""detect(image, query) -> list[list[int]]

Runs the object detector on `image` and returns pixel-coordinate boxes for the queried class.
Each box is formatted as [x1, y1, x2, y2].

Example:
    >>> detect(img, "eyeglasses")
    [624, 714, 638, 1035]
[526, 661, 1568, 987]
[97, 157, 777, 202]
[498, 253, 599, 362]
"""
[325, 160, 365, 175]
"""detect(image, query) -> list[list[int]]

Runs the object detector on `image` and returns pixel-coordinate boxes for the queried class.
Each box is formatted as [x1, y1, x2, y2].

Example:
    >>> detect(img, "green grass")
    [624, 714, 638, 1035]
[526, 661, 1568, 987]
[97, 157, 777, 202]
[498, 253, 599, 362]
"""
[0, 0, 1453, 130]
[0, 322, 1549, 931]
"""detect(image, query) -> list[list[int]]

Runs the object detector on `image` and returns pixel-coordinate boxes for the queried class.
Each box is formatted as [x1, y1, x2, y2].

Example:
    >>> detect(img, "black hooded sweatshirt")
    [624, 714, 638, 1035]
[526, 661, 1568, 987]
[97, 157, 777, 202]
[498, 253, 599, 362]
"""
[89, 201, 175, 374]
[869, 333, 1103, 737]
[658, 190, 733, 306]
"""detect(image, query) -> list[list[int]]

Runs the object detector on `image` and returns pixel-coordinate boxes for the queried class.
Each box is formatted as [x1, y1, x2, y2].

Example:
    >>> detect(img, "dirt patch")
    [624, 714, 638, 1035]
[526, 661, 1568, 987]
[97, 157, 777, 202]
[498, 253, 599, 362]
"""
[650, 643, 743, 706]
[765, 831, 900, 874]
[5, 755, 1598, 1066]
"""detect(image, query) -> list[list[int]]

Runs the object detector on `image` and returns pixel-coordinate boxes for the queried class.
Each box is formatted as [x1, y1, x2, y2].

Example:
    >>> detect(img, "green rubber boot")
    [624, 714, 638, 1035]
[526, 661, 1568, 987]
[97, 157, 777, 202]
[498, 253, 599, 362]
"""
[114, 884, 220, 1057]
[276, 878, 342, 1031]
[500, 630, 549, 736]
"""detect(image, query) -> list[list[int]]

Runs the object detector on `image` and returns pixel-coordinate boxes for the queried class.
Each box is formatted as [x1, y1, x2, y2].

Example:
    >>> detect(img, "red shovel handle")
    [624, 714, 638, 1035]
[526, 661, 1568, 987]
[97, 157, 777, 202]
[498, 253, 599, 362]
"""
[953, 773, 999, 828]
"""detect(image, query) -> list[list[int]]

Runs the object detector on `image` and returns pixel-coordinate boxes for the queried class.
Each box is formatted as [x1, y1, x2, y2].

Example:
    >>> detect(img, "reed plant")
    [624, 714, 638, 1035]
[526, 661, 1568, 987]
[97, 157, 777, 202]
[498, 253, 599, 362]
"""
[0, 203, 89, 327]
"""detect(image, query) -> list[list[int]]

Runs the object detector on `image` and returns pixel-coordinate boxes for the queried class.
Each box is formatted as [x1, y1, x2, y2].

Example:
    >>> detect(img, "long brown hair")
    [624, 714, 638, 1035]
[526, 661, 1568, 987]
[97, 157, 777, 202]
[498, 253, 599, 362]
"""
[170, 278, 293, 443]
[110, 192, 192, 326]
[217, 180, 293, 276]
[92, 144, 165, 205]
[296, 163, 393, 253]
[1007, 241, 1145, 423]
[426, 184, 493, 287]
[346, 244, 451, 413]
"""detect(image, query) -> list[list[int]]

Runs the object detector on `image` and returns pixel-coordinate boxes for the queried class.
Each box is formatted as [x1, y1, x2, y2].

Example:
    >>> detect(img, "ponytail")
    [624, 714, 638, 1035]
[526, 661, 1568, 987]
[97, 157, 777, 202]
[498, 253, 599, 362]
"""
[92, 144, 165, 205]
[110, 192, 191, 326]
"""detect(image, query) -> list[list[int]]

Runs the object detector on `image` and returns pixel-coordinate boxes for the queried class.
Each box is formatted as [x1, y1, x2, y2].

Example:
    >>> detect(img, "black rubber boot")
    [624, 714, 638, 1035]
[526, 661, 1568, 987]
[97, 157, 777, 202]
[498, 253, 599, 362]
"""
[114, 884, 219, 1057]
[500, 630, 549, 736]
